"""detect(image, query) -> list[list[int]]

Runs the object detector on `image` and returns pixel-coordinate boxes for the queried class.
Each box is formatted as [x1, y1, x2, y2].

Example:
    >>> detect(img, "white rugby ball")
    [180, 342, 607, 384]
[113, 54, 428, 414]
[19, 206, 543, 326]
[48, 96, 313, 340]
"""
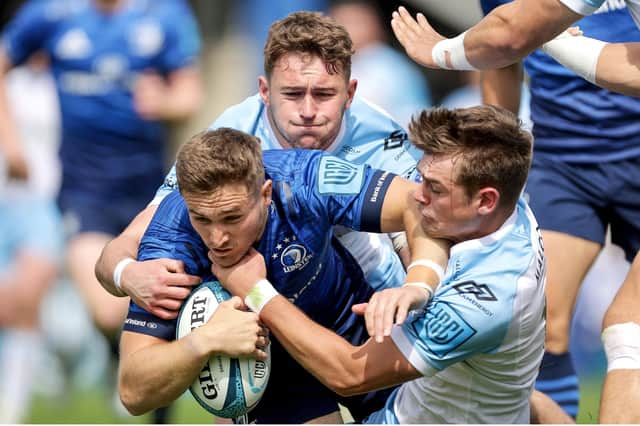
[176, 281, 270, 418]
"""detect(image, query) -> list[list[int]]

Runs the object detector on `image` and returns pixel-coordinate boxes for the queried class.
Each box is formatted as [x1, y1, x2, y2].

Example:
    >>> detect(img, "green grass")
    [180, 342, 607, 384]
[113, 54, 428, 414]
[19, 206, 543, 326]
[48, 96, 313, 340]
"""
[24, 376, 605, 423]
[26, 388, 216, 424]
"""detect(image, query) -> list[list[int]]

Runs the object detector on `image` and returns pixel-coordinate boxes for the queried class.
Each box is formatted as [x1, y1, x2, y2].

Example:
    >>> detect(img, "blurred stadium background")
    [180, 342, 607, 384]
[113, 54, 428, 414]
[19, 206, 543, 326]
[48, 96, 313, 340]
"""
[1, 0, 629, 423]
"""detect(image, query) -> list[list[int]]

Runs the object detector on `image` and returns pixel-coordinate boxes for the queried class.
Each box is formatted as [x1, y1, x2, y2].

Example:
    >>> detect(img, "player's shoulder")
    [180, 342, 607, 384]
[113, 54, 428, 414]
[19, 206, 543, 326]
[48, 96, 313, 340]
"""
[210, 94, 264, 134]
[262, 149, 323, 178]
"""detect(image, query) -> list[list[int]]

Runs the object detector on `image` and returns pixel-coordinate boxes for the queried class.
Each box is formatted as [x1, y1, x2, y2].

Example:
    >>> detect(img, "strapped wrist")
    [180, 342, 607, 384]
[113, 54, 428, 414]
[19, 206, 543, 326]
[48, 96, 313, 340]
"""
[407, 259, 445, 283]
[403, 281, 434, 301]
[113, 257, 135, 293]
[432, 32, 477, 70]
[244, 279, 279, 314]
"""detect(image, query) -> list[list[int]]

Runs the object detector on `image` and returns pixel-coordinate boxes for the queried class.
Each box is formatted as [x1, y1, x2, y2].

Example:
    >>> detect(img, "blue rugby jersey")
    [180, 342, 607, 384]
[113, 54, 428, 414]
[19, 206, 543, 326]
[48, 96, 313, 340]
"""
[1, 0, 200, 198]
[482, 0, 640, 162]
[124, 149, 397, 339]
[152, 94, 422, 291]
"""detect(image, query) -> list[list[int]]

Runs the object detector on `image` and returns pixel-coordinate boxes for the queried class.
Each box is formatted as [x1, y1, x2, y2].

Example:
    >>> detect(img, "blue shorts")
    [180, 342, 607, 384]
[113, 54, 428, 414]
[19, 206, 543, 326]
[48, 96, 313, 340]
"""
[0, 196, 64, 271]
[524, 155, 640, 261]
[57, 191, 154, 237]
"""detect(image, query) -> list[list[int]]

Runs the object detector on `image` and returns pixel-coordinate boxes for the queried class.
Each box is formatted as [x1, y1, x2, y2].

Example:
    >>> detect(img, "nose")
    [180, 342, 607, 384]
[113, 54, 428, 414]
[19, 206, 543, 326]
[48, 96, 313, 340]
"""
[414, 186, 430, 207]
[300, 94, 317, 119]
[209, 225, 229, 248]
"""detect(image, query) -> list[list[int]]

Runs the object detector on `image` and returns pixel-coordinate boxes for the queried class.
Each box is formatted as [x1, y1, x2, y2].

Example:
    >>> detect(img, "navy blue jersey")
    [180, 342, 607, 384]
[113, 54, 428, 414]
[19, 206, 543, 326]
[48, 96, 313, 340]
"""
[1, 0, 200, 198]
[481, 0, 640, 162]
[124, 149, 397, 339]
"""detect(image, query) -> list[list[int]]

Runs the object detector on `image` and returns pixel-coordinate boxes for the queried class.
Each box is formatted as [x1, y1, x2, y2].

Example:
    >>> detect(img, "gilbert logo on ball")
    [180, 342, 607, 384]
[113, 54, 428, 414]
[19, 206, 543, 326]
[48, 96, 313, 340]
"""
[176, 281, 270, 418]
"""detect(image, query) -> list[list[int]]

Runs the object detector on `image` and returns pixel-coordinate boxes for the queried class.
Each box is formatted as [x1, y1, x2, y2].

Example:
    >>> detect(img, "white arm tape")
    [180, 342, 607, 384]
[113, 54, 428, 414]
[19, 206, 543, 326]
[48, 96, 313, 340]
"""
[602, 322, 640, 371]
[113, 257, 135, 291]
[403, 282, 434, 301]
[432, 31, 477, 70]
[541, 32, 606, 84]
[245, 279, 279, 314]
[407, 259, 445, 283]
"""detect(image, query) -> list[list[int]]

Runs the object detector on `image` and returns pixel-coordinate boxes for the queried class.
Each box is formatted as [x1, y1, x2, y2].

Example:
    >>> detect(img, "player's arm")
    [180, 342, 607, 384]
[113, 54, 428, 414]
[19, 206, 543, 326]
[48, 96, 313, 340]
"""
[599, 252, 640, 423]
[94, 203, 201, 319]
[118, 297, 267, 415]
[133, 66, 203, 121]
[213, 249, 421, 396]
[481, 63, 523, 114]
[0, 45, 28, 181]
[391, 0, 581, 71]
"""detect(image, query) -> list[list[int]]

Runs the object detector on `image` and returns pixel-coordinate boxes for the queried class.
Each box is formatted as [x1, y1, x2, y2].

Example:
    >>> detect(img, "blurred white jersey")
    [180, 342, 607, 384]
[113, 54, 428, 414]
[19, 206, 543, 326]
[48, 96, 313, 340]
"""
[560, 0, 640, 26]
[367, 198, 546, 424]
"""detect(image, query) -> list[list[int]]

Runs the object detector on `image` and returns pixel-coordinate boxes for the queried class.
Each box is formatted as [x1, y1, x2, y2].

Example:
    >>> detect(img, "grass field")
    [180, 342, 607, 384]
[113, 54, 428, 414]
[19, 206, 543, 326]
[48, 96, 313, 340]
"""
[24, 377, 605, 423]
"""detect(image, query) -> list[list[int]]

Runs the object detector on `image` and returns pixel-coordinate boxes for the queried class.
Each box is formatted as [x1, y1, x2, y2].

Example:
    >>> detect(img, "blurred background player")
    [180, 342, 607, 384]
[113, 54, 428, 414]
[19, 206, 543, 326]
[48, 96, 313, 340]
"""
[0, 51, 63, 424]
[329, 0, 433, 128]
[479, 0, 640, 418]
[0, 0, 203, 422]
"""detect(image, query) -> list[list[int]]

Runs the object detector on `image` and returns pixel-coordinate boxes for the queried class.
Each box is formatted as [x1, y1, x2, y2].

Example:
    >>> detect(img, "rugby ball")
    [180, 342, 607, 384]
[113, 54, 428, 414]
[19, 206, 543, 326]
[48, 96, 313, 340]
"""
[176, 281, 270, 418]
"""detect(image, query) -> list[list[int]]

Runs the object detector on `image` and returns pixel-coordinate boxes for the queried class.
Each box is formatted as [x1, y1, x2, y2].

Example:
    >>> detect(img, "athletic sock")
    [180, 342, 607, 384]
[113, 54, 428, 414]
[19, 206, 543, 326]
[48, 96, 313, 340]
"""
[534, 351, 579, 418]
[0, 330, 40, 423]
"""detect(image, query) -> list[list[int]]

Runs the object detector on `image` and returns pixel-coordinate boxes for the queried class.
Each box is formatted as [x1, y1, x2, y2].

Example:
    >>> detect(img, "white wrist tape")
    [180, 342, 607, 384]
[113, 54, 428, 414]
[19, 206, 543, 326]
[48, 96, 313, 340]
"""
[407, 259, 445, 283]
[432, 31, 477, 70]
[602, 322, 640, 371]
[244, 279, 279, 314]
[541, 32, 606, 84]
[113, 257, 135, 291]
[403, 282, 434, 300]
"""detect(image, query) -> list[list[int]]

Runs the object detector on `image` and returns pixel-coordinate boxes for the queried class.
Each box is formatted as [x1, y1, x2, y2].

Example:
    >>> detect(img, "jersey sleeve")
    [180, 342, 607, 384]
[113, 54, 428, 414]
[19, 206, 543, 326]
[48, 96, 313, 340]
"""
[156, 0, 201, 72]
[390, 280, 512, 376]
[557, 0, 603, 15]
[124, 189, 210, 340]
[150, 165, 178, 205]
[300, 152, 397, 233]
[1, 0, 55, 66]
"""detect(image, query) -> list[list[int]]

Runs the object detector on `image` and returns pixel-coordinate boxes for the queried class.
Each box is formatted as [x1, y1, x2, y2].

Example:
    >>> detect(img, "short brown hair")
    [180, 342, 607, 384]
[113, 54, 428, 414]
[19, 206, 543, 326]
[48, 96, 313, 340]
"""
[176, 128, 264, 196]
[263, 11, 354, 79]
[409, 105, 533, 210]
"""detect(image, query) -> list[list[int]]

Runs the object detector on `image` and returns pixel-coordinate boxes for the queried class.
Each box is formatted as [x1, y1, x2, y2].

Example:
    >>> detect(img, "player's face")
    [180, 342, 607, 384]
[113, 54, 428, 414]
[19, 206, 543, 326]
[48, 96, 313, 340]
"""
[259, 52, 357, 150]
[414, 155, 483, 243]
[184, 181, 272, 268]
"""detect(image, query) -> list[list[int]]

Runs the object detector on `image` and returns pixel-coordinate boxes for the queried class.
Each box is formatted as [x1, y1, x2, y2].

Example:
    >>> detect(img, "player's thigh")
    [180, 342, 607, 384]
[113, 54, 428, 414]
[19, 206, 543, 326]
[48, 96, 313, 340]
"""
[609, 156, 640, 263]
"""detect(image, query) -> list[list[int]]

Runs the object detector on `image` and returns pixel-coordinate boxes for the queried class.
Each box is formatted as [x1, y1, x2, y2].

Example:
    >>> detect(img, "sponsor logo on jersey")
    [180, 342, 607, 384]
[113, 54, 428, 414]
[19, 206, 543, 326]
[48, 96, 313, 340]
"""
[55, 28, 92, 59]
[453, 281, 498, 301]
[271, 235, 313, 273]
[130, 21, 164, 57]
[595, 0, 627, 14]
[383, 130, 407, 150]
[424, 303, 476, 357]
[318, 156, 365, 194]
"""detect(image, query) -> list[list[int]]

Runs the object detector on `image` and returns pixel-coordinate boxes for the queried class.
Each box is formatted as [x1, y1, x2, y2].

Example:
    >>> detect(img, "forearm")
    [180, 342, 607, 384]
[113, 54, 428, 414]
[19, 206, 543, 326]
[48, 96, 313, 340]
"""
[119, 332, 208, 415]
[480, 64, 523, 114]
[95, 205, 157, 296]
[464, 0, 580, 69]
[159, 68, 202, 121]
[595, 42, 640, 98]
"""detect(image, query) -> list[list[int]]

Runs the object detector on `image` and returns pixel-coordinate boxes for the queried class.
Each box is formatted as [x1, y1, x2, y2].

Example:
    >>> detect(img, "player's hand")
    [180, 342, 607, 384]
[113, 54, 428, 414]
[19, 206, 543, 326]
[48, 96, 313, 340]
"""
[120, 258, 201, 320]
[353, 286, 430, 343]
[133, 71, 168, 120]
[3, 144, 29, 181]
[391, 6, 445, 69]
[198, 296, 270, 360]
[211, 248, 267, 299]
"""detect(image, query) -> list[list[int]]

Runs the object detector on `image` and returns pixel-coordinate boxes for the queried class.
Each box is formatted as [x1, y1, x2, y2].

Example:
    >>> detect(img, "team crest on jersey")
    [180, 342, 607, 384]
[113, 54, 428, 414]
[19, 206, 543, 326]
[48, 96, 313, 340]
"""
[271, 235, 313, 273]
[318, 157, 365, 194]
[55, 28, 92, 59]
[130, 21, 164, 57]
[424, 303, 476, 357]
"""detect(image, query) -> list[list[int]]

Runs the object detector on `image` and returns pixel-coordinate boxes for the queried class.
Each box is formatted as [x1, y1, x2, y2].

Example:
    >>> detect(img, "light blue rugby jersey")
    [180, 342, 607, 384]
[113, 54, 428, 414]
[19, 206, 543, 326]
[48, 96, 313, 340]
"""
[367, 198, 546, 424]
[125, 149, 396, 340]
[482, 0, 640, 163]
[1, 0, 200, 198]
[154, 94, 424, 291]
[561, 0, 640, 24]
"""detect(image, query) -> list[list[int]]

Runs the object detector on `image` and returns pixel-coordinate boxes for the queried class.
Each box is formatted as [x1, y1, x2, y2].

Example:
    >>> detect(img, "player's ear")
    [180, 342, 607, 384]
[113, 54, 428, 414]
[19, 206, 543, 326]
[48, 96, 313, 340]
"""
[345, 78, 357, 109]
[258, 76, 270, 105]
[476, 187, 499, 215]
[260, 179, 273, 206]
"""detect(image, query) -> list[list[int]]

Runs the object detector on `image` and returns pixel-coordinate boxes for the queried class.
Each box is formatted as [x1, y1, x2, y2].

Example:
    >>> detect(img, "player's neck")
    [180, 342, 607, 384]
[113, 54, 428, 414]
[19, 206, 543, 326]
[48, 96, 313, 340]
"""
[93, 0, 125, 14]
